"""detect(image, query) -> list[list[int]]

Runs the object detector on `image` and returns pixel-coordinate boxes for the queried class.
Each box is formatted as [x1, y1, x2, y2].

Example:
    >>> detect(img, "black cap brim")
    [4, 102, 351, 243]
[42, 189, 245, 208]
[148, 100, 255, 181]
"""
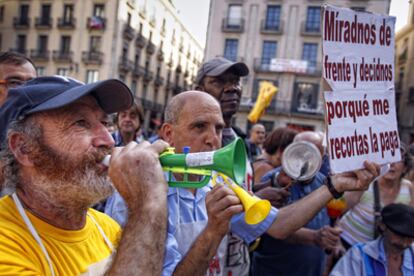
[206, 62, 249, 77]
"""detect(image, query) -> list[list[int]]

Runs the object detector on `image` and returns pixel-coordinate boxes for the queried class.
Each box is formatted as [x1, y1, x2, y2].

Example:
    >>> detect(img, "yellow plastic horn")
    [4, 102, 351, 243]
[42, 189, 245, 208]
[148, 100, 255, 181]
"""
[212, 173, 271, 225]
[247, 81, 278, 123]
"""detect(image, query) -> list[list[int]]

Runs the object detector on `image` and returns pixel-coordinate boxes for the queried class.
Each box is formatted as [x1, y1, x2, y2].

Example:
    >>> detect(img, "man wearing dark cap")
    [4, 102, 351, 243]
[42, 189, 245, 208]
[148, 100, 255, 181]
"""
[195, 57, 249, 147]
[331, 203, 414, 276]
[0, 76, 169, 275]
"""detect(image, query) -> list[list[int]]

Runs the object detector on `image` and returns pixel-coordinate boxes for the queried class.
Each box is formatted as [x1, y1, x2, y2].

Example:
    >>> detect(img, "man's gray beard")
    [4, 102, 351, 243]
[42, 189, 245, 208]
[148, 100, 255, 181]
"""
[32, 168, 114, 210]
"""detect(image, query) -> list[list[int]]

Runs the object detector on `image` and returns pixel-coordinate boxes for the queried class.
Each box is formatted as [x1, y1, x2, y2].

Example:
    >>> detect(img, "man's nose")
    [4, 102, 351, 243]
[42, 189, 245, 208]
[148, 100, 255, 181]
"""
[204, 128, 220, 149]
[93, 124, 115, 148]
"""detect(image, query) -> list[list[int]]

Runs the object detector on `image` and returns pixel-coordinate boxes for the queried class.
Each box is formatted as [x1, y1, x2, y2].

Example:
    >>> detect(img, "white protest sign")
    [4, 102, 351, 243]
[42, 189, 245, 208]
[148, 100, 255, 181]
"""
[325, 90, 401, 173]
[323, 5, 395, 91]
[322, 5, 400, 173]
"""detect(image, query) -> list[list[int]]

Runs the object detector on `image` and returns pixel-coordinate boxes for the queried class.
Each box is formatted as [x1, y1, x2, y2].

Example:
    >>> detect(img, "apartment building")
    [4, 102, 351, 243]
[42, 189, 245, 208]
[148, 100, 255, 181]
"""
[0, 0, 203, 131]
[205, 0, 390, 133]
[395, 2, 414, 143]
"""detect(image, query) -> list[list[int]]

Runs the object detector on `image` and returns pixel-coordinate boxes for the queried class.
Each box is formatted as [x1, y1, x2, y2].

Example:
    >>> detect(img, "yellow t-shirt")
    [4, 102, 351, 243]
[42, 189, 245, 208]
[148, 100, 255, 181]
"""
[0, 195, 121, 276]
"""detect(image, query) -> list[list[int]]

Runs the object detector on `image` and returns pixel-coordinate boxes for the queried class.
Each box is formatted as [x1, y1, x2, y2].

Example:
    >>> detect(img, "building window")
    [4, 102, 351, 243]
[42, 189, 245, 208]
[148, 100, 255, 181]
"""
[0, 6, 4, 22]
[57, 68, 69, 76]
[36, 67, 45, 76]
[19, 5, 30, 24]
[265, 5, 281, 30]
[86, 70, 99, 83]
[227, 4, 242, 27]
[38, 35, 48, 52]
[89, 36, 101, 52]
[60, 36, 71, 53]
[305, 7, 321, 32]
[292, 82, 319, 113]
[16, 35, 26, 53]
[261, 41, 277, 65]
[223, 39, 238, 62]
[40, 4, 51, 24]
[302, 43, 318, 70]
[63, 4, 74, 23]
[93, 4, 105, 17]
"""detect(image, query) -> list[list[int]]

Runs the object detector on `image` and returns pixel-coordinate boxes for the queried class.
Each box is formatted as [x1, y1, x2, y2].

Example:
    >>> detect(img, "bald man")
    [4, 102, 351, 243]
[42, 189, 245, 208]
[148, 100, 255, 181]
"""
[105, 92, 379, 276]
[246, 124, 265, 162]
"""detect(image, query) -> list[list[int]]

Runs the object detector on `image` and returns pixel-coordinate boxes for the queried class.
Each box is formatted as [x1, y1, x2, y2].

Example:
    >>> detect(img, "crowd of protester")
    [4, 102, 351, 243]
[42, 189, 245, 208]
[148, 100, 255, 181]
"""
[0, 51, 412, 276]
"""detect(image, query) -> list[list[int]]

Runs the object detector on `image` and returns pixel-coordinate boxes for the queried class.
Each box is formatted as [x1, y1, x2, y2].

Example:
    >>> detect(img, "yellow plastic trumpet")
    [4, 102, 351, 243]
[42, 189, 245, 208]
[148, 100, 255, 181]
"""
[212, 173, 271, 225]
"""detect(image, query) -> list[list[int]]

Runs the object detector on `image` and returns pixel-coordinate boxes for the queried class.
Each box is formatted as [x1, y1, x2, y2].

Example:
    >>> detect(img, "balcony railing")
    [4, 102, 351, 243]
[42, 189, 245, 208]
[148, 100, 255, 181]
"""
[132, 65, 145, 78]
[253, 58, 322, 76]
[30, 49, 50, 61]
[144, 70, 154, 82]
[13, 17, 30, 28]
[57, 17, 76, 29]
[157, 50, 164, 61]
[154, 75, 165, 86]
[52, 50, 73, 61]
[119, 57, 134, 72]
[300, 21, 321, 36]
[9, 48, 27, 55]
[221, 18, 244, 33]
[135, 34, 147, 48]
[82, 51, 103, 64]
[123, 24, 135, 41]
[260, 19, 283, 34]
[87, 16, 106, 30]
[35, 17, 53, 28]
[146, 41, 156, 55]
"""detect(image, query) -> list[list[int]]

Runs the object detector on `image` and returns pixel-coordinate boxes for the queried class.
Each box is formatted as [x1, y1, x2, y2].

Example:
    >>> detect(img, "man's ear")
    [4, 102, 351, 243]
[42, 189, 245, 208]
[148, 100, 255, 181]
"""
[8, 132, 34, 167]
[160, 123, 174, 146]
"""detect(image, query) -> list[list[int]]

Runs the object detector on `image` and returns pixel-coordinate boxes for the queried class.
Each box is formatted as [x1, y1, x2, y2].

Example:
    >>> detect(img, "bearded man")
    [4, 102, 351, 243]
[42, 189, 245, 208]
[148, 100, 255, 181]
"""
[0, 76, 169, 275]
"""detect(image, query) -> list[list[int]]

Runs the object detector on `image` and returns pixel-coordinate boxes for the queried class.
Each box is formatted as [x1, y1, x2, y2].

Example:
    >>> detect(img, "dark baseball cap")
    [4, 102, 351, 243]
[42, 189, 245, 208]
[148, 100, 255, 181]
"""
[195, 57, 249, 84]
[0, 75, 133, 145]
[382, 203, 414, 238]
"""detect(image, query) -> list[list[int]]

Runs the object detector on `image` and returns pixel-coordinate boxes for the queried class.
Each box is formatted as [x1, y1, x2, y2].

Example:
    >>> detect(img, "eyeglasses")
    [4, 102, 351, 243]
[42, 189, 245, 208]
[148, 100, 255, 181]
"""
[0, 78, 27, 89]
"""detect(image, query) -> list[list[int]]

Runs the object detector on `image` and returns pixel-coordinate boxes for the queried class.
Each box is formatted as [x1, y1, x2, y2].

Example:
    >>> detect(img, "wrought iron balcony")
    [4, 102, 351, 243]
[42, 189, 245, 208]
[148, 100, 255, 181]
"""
[35, 17, 53, 29]
[82, 51, 103, 65]
[57, 17, 76, 29]
[132, 65, 145, 78]
[30, 49, 50, 61]
[260, 19, 283, 34]
[52, 50, 73, 62]
[221, 18, 244, 33]
[123, 24, 135, 41]
[13, 17, 30, 28]
[118, 57, 134, 72]
[146, 41, 156, 55]
[135, 34, 147, 48]
[154, 75, 165, 86]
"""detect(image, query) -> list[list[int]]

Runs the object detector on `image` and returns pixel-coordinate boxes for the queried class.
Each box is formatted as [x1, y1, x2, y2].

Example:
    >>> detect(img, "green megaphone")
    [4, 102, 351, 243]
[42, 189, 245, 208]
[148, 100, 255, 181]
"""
[160, 137, 247, 188]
